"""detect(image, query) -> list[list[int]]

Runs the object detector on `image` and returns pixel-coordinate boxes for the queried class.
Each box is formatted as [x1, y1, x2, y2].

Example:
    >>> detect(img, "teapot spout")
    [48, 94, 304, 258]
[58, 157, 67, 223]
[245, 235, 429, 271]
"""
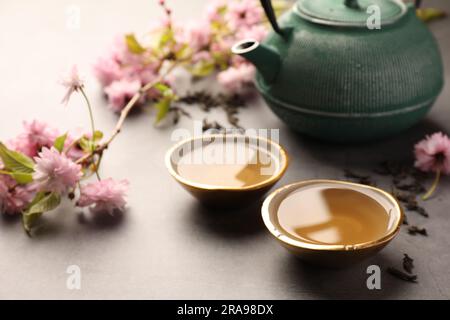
[232, 39, 281, 84]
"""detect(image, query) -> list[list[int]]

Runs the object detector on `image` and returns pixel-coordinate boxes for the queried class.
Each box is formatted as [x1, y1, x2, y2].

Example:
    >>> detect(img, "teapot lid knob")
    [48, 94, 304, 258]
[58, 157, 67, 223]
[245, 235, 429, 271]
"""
[294, 0, 408, 27]
[344, 0, 361, 10]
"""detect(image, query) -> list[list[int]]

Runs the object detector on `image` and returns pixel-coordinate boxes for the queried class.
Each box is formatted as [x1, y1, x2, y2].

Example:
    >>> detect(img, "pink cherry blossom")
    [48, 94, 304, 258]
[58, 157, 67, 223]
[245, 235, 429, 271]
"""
[230, 54, 247, 67]
[60, 65, 85, 105]
[0, 175, 34, 215]
[93, 56, 123, 86]
[3, 186, 34, 215]
[237, 24, 268, 43]
[179, 21, 211, 51]
[414, 132, 450, 174]
[7, 135, 35, 158]
[94, 35, 159, 90]
[104, 78, 142, 112]
[23, 120, 59, 149]
[217, 64, 255, 93]
[226, 0, 264, 30]
[64, 130, 89, 161]
[8, 120, 59, 157]
[192, 50, 213, 64]
[77, 178, 129, 214]
[97, 40, 157, 86]
[137, 67, 158, 85]
[205, 0, 227, 23]
[210, 36, 235, 57]
[148, 15, 172, 33]
[111, 35, 145, 67]
[33, 147, 82, 193]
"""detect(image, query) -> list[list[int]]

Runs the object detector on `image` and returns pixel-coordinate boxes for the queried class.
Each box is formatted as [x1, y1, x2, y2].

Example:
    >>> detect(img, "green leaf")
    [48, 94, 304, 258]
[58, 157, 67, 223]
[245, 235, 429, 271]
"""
[53, 133, 68, 153]
[26, 192, 61, 215]
[217, 5, 227, 15]
[0, 142, 34, 173]
[93, 130, 103, 141]
[22, 192, 61, 235]
[154, 97, 172, 124]
[0, 170, 33, 185]
[158, 28, 175, 49]
[188, 61, 215, 77]
[11, 172, 33, 184]
[125, 34, 146, 54]
[79, 137, 94, 152]
[175, 44, 191, 60]
[154, 83, 171, 93]
[417, 8, 447, 22]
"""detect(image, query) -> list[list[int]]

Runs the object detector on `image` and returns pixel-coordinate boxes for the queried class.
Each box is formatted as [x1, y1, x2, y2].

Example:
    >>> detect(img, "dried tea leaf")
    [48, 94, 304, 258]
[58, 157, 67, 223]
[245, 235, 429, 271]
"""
[344, 170, 375, 186]
[202, 119, 224, 132]
[408, 226, 428, 236]
[387, 267, 418, 283]
[403, 254, 414, 274]
[402, 214, 409, 225]
[178, 91, 246, 129]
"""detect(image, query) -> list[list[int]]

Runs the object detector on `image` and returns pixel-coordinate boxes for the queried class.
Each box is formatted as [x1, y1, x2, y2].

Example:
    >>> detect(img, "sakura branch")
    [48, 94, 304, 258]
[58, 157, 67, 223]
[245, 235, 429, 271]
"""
[93, 0, 290, 120]
[0, 66, 131, 235]
[75, 59, 183, 167]
[0, 51, 183, 236]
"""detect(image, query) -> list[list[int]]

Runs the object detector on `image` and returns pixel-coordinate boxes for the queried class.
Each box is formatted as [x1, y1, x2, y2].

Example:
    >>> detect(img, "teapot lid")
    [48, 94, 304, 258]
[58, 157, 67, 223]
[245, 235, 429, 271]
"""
[294, 0, 407, 27]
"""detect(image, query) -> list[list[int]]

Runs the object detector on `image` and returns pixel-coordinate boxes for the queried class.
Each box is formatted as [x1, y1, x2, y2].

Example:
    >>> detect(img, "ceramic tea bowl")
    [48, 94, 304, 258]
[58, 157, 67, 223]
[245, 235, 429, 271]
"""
[261, 180, 403, 267]
[166, 134, 289, 208]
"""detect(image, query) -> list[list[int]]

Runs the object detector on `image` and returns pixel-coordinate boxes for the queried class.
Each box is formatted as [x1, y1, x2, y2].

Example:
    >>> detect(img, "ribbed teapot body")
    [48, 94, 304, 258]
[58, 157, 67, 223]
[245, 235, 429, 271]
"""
[256, 6, 444, 142]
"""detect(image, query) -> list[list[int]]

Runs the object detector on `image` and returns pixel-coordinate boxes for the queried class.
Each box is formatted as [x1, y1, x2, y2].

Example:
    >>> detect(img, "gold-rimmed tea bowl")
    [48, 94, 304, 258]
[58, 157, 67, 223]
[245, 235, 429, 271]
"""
[261, 180, 403, 267]
[165, 134, 289, 208]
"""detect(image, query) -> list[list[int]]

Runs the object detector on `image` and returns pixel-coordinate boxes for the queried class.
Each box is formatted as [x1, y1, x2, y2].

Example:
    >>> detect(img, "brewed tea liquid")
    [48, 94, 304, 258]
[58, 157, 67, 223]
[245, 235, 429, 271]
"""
[277, 186, 390, 245]
[176, 141, 276, 187]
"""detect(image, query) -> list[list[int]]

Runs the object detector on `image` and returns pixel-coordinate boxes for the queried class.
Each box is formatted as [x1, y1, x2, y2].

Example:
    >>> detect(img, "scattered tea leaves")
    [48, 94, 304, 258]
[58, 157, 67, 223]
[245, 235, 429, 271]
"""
[408, 226, 428, 236]
[179, 91, 219, 111]
[395, 182, 426, 194]
[394, 190, 429, 218]
[403, 254, 414, 274]
[202, 119, 225, 132]
[402, 214, 409, 225]
[344, 170, 375, 186]
[376, 161, 429, 218]
[387, 267, 418, 283]
[169, 106, 190, 125]
[393, 190, 415, 203]
[178, 91, 246, 129]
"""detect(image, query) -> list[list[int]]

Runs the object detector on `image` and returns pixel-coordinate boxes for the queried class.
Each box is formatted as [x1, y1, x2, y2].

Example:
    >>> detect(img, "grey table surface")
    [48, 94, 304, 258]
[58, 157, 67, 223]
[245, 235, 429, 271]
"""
[0, 0, 449, 300]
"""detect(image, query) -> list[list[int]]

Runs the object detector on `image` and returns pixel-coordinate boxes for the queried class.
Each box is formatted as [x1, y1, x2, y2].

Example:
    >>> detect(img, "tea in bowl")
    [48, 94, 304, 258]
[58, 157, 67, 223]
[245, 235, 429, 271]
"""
[165, 134, 288, 208]
[262, 180, 403, 267]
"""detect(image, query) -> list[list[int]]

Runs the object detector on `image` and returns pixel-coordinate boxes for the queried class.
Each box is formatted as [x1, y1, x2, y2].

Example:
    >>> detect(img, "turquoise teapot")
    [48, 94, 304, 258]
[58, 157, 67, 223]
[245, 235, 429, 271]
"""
[232, 0, 444, 142]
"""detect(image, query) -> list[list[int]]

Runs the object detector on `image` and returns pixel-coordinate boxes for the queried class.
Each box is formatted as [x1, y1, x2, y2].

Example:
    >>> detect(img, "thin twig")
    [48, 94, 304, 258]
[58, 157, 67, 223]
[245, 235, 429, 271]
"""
[76, 60, 182, 165]
[422, 169, 441, 200]
[80, 87, 96, 139]
[63, 137, 79, 156]
[104, 61, 180, 146]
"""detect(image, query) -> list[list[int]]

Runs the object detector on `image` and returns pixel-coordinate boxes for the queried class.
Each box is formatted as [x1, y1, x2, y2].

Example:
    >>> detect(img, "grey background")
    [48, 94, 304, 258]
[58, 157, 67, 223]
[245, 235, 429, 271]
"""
[0, 0, 449, 299]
